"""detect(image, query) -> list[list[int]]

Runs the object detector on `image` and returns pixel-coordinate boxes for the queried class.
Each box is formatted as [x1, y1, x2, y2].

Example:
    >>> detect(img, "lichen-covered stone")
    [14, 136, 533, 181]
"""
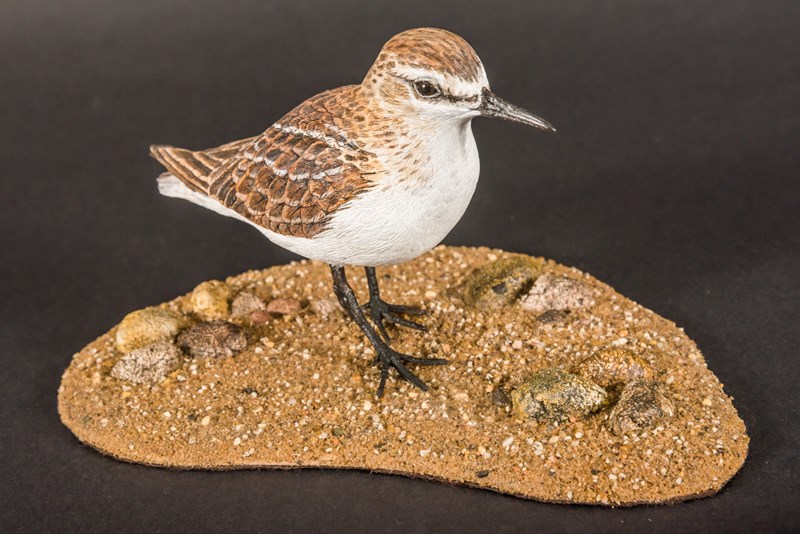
[177, 320, 247, 358]
[511, 367, 608, 422]
[190, 280, 232, 320]
[230, 291, 265, 318]
[266, 298, 301, 316]
[572, 347, 654, 388]
[114, 308, 182, 353]
[520, 274, 595, 313]
[607, 380, 675, 436]
[110, 342, 181, 383]
[463, 256, 543, 310]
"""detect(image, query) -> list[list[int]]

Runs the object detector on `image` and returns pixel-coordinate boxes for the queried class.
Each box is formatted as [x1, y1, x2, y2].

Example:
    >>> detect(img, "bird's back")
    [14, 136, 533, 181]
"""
[150, 86, 377, 239]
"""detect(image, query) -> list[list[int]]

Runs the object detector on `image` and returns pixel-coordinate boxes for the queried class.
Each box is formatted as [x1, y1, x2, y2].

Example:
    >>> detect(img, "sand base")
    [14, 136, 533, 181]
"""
[58, 246, 748, 506]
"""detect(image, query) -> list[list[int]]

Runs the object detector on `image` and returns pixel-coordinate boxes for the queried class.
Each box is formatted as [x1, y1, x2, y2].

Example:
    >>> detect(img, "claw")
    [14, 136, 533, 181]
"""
[366, 296, 427, 342]
[373, 347, 448, 398]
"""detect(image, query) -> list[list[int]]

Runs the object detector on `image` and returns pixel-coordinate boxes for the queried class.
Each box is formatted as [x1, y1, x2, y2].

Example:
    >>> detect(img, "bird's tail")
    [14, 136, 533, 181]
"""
[149, 145, 215, 194]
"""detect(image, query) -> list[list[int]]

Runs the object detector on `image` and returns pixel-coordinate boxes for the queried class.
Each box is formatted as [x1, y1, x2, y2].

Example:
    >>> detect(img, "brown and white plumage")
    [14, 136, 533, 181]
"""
[151, 28, 554, 395]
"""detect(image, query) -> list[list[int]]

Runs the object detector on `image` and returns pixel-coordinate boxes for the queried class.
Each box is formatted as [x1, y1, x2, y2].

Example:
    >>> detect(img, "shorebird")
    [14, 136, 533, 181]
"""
[151, 28, 555, 397]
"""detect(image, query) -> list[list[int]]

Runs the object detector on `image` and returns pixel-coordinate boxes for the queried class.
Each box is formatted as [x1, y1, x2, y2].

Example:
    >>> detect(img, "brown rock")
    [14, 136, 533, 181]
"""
[536, 309, 570, 324]
[511, 367, 608, 422]
[190, 280, 232, 320]
[607, 380, 675, 436]
[110, 342, 181, 383]
[114, 308, 182, 353]
[266, 298, 301, 316]
[572, 347, 654, 389]
[231, 291, 265, 318]
[250, 310, 271, 324]
[177, 320, 247, 358]
[520, 274, 595, 313]
[463, 255, 542, 310]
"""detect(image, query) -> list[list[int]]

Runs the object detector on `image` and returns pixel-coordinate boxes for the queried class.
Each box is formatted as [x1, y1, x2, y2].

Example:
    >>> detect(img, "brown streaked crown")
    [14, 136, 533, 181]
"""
[367, 28, 484, 83]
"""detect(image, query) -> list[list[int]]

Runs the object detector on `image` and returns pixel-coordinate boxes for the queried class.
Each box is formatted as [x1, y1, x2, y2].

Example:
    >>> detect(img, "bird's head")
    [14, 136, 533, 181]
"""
[363, 28, 555, 132]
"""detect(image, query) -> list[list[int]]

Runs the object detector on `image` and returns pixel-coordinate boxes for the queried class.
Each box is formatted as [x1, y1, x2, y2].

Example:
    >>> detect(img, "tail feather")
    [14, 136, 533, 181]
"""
[149, 145, 214, 194]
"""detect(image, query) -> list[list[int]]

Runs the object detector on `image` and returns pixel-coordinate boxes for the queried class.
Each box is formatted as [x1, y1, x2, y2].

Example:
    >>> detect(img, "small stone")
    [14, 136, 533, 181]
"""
[110, 342, 181, 384]
[177, 320, 247, 358]
[190, 280, 232, 320]
[114, 308, 182, 353]
[520, 274, 595, 313]
[511, 367, 608, 422]
[310, 298, 340, 318]
[250, 310, 271, 324]
[607, 380, 675, 436]
[200, 415, 211, 426]
[231, 292, 266, 318]
[491, 388, 511, 407]
[266, 298, 301, 316]
[462, 255, 543, 309]
[572, 347, 654, 389]
[475, 470, 490, 478]
[535, 309, 571, 324]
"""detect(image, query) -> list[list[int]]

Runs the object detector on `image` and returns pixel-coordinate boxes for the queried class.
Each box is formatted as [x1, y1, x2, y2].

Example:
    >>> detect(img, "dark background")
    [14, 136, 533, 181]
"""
[2, 0, 798, 531]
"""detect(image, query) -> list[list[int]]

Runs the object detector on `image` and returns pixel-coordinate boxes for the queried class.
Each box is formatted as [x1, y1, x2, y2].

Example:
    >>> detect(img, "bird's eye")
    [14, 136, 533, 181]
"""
[413, 80, 441, 98]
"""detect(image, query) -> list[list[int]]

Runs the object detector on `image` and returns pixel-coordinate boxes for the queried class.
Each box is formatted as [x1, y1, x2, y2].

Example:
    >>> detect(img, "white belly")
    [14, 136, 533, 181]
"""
[158, 120, 480, 267]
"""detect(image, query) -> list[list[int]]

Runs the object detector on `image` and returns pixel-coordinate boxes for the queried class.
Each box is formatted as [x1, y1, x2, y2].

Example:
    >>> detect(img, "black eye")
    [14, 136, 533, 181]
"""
[413, 80, 441, 98]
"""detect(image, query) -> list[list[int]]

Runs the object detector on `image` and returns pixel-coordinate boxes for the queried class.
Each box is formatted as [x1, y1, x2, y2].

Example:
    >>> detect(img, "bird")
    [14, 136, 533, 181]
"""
[150, 27, 555, 397]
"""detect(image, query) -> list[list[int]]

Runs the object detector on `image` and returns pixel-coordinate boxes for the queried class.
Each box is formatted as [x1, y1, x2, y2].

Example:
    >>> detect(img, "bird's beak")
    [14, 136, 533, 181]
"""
[478, 88, 556, 132]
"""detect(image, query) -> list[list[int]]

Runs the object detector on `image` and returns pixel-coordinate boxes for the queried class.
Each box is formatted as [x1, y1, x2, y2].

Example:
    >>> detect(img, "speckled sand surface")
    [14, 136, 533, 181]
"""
[58, 246, 748, 506]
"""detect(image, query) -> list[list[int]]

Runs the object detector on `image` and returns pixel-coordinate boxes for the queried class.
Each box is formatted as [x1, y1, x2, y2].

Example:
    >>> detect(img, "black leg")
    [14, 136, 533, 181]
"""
[330, 265, 446, 397]
[364, 266, 426, 343]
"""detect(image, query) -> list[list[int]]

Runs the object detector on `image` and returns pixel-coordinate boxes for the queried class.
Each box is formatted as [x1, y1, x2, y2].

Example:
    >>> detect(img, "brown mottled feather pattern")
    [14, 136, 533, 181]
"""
[150, 88, 377, 238]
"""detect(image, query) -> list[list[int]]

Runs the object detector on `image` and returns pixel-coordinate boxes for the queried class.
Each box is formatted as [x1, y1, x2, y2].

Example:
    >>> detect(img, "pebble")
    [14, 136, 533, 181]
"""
[607, 380, 676, 436]
[250, 310, 271, 324]
[535, 309, 571, 324]
[520, 274, 595, 313]
[190, 280, 232, 320]
[511, 367, 608, 422]
[462, 255, 542, 309]
[230, 292, 266, 318]
[266, 298, 302, 316]
[572, 347, 654, 388]
[110, 342, 181, 384]
[114, 308, 182, 353]
[491, 388, 511, 407]
[177, 320, 247, 358]
[310, 298, 339, 318]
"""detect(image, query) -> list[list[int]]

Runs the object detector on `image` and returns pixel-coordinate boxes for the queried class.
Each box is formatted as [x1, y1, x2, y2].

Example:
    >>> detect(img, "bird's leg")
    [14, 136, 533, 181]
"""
[363, 266, 426, 343]
[330, 265, 446, 398]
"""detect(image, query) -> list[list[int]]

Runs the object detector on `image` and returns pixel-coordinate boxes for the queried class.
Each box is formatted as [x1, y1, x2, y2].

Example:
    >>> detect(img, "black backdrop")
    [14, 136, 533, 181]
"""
[2, 1, 799, 532]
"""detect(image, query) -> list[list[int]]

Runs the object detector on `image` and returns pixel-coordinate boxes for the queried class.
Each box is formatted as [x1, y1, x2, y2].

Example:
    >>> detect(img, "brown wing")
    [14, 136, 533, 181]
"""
[150, 90, 375, 238]
[150, 137, 257, 194]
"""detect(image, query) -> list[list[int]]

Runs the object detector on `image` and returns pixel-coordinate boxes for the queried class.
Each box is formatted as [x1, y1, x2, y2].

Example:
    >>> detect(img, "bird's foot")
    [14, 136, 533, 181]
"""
[373, 343, 447, 398]
[363, 297, 426, 342]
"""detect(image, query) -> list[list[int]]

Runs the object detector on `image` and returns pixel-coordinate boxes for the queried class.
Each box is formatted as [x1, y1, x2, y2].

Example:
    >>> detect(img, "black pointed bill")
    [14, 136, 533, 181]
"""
[478, 88, 556, 132]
